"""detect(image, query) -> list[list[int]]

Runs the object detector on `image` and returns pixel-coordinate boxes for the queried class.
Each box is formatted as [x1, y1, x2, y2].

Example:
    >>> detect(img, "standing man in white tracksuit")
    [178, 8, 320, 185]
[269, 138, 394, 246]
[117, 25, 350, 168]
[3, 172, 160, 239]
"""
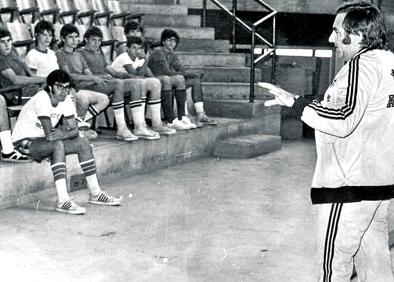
[260, 1, 394, 281]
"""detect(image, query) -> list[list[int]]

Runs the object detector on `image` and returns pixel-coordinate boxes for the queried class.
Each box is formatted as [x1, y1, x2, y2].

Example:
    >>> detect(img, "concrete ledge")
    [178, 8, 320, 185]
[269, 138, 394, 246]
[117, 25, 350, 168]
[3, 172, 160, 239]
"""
[143, 14, 201, 27]
[185, 67, 262, 83]
[177, 52, 246, 67]
[213, 134, 282, 159]
[144, 26, 215, 40]
[202, 82, 272, 100]
[121, 3, 189, 15]
[177, 39, 229, 53]
[0, 117, 280, 209]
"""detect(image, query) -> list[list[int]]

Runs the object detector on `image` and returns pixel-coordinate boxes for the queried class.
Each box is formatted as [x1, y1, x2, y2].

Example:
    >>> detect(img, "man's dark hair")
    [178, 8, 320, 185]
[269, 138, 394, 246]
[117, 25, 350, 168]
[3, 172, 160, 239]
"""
[160, 29, 180, 47]
[83, 26, 103, 40]
[60, 24, 79, 39]
[45, 70, 71, 92]
[126, 36, 143, 48]
[34, 20, 54, 37]
[124, 21, 142, 35]
[337, 1, 388, 50]
[0, 28, 11, 40]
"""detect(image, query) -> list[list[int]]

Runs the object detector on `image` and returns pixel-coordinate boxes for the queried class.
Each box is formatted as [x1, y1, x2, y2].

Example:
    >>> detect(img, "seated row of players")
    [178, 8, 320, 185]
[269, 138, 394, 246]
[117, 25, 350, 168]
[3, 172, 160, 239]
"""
[0, 20, 215, 161]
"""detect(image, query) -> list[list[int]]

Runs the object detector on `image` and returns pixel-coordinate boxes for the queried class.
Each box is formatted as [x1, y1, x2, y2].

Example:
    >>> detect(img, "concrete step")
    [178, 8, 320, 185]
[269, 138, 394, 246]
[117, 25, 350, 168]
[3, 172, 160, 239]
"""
[202, 82, 272, 100]
[122, 0, 175, 4]
[144, 26, 215, 40]
[213, 134, 281, 159]
[186, 66, 261, 82]
[121, 3, 188, 16]
[204, 99, 280, 122]
[177, 39, 229, 53]
[0, 117, 280, 209]
[143, 14, 201, 27]
[177, 52, 246, 67]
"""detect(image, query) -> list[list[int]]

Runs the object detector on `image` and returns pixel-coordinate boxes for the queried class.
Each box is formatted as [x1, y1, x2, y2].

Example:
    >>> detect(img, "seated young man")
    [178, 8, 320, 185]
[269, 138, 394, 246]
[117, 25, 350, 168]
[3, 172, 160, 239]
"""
[149, 29, 216, 126]
[112, 36, 192, 131]
[56, 24, 138, 141]
[78, 27, 171, 138]
[12, 70, 121, 215]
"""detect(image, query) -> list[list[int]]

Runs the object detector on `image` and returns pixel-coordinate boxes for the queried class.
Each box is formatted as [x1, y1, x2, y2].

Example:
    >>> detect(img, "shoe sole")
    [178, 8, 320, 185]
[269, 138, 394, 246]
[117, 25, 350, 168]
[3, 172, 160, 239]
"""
[134, 135, 160, 140]
[88, 200, 121, 206]
[116, 135, 138, 141]
[1, 158, 32, 163]
[55, 207, 86, 215]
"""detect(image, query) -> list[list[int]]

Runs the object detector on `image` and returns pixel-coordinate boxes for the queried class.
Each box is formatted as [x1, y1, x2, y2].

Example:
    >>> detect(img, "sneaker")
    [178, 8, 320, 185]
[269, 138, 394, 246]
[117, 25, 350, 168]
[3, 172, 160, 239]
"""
[196, 112, 217, 125]
[79, 129, 98, 140]
[1, 149, 32, 163]
[181, 116, 197, 129]
[88, 191, 122, 206]
[116, 128, 138, 141]
[55, 200, 86, 215]
[151, 124, 176, 135]
[186, 115, 203, 128]
[133, 126, 160, 140]
[171, 118, 191, 130]
[76, 116, 91, 130]
[146, 127, 161, 138]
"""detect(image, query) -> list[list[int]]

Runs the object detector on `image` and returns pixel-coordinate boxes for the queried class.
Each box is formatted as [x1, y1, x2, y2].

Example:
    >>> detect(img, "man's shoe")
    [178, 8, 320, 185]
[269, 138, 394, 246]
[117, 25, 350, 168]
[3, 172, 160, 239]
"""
[171, 119, 191, 130]
[88, 191, 122, 206]
[196, 112, 217, 125]
[116, 128, 138, 141]
[79, 129, 98, 140]
[181, 116, 197, 129]
[1, 150, 32, 163]
[151, 124, 176, 135]
[55, 200, 86, 215]
[133, 126, 160, 140]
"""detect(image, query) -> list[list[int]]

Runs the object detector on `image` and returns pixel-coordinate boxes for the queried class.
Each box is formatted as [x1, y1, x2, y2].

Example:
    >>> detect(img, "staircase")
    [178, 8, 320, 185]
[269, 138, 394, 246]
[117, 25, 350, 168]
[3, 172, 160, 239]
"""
[121, 0, 281, 158]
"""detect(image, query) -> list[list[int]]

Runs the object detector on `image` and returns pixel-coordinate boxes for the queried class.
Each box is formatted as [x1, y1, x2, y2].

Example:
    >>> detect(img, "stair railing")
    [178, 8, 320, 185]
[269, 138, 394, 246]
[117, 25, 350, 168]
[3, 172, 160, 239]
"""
[202, 0, 277, 102]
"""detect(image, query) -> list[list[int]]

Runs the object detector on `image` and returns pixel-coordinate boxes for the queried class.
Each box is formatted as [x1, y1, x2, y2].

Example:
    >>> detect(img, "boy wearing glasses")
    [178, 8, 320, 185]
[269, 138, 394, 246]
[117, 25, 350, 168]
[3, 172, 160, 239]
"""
[12, 70, 121, 215]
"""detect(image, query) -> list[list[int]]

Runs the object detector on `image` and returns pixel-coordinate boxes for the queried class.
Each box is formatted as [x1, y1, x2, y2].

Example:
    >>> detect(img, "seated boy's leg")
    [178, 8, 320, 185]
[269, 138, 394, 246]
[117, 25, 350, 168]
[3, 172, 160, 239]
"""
[157, 76, 175, 123]
[75, 90, 110, 123]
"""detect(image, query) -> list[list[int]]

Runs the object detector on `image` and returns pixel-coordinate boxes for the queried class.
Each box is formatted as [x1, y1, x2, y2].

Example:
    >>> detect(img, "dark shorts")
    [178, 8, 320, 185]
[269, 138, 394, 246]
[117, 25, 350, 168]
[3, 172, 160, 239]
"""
[14, 138, 49, 163]
[2, 84, 40, 106]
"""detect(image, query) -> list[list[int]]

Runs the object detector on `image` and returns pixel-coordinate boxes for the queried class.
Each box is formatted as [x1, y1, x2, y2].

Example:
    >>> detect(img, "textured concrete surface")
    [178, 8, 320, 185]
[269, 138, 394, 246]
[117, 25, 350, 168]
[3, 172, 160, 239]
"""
[1, 140, 393, 281]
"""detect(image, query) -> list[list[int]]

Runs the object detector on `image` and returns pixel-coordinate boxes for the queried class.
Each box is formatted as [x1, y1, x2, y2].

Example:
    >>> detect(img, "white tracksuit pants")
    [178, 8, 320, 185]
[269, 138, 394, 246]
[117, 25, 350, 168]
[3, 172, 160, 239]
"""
[315, 200, 393, 282]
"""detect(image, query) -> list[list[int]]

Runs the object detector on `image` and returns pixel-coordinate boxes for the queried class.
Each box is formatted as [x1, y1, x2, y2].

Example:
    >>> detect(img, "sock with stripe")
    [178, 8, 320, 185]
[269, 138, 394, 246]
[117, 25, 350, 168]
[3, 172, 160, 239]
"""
[148, 99, 162, 128]
[80, 158, 101, 196]
[51, 162, 69, 203]
[84, 105, 100, 123]
[112, 100, 128, 130]
[130, 104, 145, 129]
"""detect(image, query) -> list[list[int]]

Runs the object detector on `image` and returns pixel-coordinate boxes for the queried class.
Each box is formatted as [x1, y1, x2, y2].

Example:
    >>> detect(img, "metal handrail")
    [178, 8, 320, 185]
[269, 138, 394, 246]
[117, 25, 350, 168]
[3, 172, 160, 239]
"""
[202, 0, 277, 102]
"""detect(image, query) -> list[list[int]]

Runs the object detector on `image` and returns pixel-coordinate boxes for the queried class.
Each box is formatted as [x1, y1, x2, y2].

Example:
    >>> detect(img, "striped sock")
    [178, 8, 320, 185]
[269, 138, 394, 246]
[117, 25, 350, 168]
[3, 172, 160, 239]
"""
[80, 159, 101, 196]
[51, 162, 69, 202]
[84, 105, 100, 122]
[148, 99, 162, 128]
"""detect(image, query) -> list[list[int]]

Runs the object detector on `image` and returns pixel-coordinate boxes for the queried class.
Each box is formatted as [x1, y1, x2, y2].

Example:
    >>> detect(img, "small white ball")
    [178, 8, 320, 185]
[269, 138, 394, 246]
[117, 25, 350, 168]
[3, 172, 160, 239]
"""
[128, 193, 133, 198]
[162, 257, 169, 263]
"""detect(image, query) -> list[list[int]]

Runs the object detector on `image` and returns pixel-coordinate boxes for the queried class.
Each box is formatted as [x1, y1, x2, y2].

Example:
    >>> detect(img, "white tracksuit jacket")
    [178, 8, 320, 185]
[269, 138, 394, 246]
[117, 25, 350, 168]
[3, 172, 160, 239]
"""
[298, 48, 394, 204]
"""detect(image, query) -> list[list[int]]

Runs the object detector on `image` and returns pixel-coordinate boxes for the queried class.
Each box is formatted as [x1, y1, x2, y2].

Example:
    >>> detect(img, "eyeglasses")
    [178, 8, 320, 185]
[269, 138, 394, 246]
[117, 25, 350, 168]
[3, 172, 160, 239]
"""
[164, 38, 177, 43]
[54, 83, 72, 93]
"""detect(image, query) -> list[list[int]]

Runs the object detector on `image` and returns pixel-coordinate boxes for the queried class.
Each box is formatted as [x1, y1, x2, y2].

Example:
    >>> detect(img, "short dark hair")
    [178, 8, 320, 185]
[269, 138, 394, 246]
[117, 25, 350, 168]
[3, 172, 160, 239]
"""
[160, 29, 180, 47]
[337, 1, 388, 50]
[45, 70, 71, 92]
[60, 24, 79, 39]
[0, 28, 11, 40]
[126, 36, 143, 48]
[34, 20, 54, 36]
[84, 26, 103, 40]
[124, 21, 141, 35]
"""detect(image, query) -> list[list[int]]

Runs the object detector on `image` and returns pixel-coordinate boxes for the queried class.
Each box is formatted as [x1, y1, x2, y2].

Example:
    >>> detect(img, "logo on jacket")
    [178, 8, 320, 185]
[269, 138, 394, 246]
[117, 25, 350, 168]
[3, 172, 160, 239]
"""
[387, 95, 394, 108]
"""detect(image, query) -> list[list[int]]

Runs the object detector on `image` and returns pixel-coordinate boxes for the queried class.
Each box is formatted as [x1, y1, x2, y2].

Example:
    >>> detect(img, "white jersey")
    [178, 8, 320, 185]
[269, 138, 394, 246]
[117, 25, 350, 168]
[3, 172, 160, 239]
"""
[12, 90, 76, 143]
[25, 48, 59, 77]
[111, 52, 145, 73]
[300, 49, 394, 203]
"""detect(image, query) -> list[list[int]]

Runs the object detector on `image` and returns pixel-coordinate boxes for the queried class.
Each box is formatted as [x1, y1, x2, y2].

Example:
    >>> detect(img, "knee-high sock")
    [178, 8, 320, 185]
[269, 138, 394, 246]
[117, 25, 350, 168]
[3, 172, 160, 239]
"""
[148, 99, 162, 128]
[112, 100, 127, 130]
[0, 130, 14, 154]
[194, 101, 204, 114]
[174, 89, 186, 120]
[161, 90, 174, 122]
[130, 104, 145, 129]
[84, 105, 100, 123]
[51, 162, 69, 202]
[80, 158, 101, 196]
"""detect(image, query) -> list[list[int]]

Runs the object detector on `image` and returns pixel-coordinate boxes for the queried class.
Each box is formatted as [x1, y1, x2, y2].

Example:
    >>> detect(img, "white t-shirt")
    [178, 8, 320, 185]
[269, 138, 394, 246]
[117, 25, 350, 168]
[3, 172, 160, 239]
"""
[111, 52, 145, 73]
[12, 90, 76, 142]
[25, 48, 59, 77]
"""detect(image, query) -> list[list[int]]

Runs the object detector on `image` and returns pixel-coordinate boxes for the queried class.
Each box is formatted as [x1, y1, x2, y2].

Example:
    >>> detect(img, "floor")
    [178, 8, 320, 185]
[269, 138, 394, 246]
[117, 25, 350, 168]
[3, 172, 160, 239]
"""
[0, 140, 392, 282]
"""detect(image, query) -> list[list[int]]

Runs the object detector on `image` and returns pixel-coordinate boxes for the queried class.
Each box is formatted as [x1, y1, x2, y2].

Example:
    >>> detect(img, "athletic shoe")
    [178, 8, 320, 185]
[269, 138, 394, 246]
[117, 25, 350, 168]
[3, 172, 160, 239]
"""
[181, 116, 197, 129]
[79, 129, 98, 140]
[186, 114, 203, 128]
[88, 191, 122, 206]
[116, 128, 138, 141]
[56, 200, 86, 215]
[1, 149, 32, 163]
[170, 118, 191, 130]
[151, 124, 176, 135]
[76, 116, 91, 130]
[196, 112, 217, 125]
[133, 126, 160, 140]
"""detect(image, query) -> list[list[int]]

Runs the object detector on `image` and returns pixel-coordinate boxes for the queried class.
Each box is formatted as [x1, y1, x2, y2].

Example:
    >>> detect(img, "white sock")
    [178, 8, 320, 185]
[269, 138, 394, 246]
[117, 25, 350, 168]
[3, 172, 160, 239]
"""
[184, 101, 189, 115]
[0, 130, 14, 154]
[55, 178, 70, 203]
[149, 103, 162, 128]
[113, 108, 128, 130]
[84, 112, 94, 122]
[86, 174, 101, 196]
[194, 102, 204, 114]
[131, 105, 145, 129]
